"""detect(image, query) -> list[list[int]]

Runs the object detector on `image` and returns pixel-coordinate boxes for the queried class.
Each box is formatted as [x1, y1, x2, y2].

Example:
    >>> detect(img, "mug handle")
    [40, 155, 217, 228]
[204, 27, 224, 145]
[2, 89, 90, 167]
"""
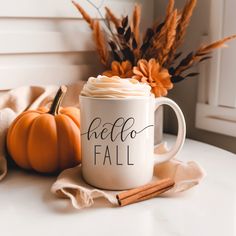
[154, 97, 186, 164]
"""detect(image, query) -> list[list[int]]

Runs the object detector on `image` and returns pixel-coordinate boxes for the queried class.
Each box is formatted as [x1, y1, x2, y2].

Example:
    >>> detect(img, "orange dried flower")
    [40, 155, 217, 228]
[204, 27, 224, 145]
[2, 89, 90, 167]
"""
[133, 59, 173, 97]
[103, 61, 134, 78]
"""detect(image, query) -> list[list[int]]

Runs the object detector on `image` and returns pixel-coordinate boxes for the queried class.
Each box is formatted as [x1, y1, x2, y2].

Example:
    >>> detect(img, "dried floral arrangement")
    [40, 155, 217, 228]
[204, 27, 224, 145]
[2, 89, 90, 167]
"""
[72, 0, 236, 97]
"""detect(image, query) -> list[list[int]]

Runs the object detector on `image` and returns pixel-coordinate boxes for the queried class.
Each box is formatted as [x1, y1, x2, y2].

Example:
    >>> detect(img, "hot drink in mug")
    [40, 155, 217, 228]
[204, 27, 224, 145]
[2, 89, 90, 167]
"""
[80, 76, 186, 190]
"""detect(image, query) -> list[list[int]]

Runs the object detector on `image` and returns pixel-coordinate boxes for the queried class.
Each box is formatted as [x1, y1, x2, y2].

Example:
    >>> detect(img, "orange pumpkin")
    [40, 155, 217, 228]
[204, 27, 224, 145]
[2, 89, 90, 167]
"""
[7, 85, 81, 174]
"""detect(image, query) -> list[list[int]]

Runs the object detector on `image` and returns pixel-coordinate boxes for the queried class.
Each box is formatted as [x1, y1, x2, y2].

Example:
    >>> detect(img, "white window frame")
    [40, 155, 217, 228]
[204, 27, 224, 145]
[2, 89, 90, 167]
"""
[195, 0, 236, 137]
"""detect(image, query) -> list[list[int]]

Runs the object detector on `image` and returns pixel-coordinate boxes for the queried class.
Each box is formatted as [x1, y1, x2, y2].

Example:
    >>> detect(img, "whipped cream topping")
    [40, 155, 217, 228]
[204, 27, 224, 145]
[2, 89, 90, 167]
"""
[81, 75, 152, 98]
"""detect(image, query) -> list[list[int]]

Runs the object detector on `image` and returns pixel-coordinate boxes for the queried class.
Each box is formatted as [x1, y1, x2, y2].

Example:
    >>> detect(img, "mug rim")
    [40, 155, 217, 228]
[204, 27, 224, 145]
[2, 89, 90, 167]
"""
[79, 94, 154, 101]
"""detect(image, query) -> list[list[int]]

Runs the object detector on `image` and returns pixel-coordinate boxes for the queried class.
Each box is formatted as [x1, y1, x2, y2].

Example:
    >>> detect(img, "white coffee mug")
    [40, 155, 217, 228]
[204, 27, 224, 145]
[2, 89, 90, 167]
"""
[79, 95, 186, 190]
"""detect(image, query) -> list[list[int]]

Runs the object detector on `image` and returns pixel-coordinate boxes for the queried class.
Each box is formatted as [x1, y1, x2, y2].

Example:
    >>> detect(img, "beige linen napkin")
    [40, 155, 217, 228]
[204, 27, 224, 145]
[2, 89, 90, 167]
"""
[51, 143, 206, 209]
[0, 82, 85, 181]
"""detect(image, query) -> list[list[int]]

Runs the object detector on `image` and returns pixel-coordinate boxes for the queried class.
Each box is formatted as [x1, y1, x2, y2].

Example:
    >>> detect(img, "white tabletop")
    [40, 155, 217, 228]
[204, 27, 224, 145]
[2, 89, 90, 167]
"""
[1, 134, 236, 236]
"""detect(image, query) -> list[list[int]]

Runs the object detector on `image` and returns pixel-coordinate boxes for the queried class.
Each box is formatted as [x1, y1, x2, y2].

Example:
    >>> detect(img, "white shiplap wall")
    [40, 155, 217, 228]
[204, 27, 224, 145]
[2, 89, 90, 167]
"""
[0, 0, 153, 90]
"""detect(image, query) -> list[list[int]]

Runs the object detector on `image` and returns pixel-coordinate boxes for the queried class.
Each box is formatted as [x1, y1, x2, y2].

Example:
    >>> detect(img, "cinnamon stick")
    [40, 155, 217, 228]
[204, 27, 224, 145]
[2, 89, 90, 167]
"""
[116, 178, 175, 207]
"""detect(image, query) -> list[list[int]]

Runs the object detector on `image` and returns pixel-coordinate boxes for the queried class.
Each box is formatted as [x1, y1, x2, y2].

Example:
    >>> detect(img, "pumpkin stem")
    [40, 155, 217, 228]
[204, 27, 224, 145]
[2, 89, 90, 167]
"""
[49, 85, 67, 115]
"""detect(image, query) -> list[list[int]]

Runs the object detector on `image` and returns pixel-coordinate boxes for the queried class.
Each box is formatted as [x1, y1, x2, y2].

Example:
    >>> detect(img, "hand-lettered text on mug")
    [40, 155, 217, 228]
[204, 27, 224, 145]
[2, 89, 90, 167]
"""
[82, 117, 153, 166]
